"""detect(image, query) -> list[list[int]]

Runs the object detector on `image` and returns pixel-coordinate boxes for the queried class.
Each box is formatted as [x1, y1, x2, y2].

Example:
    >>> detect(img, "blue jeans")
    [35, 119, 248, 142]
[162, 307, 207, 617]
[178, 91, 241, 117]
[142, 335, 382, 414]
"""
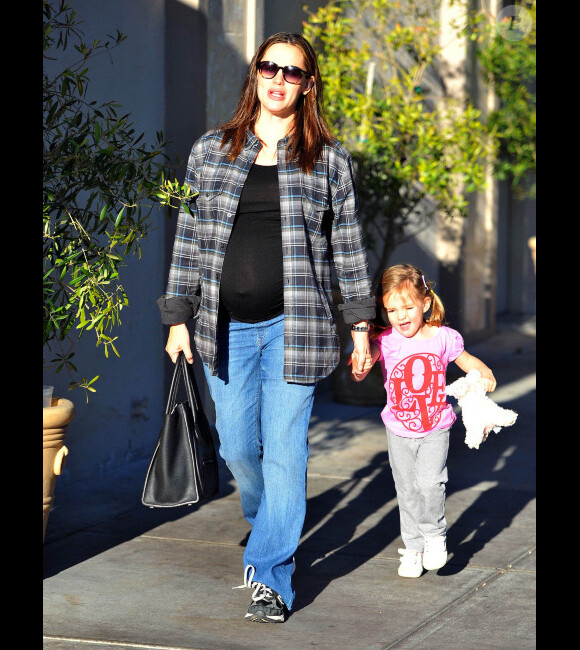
[202, 314, 315, 609]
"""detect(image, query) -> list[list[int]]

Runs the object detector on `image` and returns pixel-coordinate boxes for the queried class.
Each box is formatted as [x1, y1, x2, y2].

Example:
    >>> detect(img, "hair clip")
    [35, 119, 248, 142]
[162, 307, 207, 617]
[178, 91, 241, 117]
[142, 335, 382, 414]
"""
[421, 275, 434, 294]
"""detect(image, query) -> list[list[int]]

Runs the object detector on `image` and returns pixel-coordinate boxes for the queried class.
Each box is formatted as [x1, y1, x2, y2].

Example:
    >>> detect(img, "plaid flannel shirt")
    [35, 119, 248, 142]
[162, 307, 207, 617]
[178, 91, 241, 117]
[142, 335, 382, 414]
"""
[157, 129, 375, 383]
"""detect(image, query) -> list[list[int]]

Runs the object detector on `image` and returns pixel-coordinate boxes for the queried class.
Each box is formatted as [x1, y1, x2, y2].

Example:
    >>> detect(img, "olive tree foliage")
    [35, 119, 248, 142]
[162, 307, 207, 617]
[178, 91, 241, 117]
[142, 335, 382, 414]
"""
[303, 0, 489, 284]
[43, 0, 193, 397]
[472, 0, 536, 197]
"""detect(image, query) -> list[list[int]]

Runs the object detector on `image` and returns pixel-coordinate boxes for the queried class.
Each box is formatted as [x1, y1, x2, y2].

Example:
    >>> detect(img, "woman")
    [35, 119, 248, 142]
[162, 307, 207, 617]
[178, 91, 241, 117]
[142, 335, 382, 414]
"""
[158, 32, 375, 623]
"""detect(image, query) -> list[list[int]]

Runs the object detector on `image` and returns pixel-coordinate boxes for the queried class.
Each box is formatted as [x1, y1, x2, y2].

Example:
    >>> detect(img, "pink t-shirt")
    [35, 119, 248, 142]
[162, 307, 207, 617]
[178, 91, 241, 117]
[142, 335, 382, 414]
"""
[375, 325, 464, 438]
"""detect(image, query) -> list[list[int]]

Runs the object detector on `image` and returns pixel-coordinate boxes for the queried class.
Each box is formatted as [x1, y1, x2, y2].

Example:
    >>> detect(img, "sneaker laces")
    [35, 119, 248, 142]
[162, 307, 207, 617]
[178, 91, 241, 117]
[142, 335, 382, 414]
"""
[233, 564, 256, 590]
[250, 582, 280, 605]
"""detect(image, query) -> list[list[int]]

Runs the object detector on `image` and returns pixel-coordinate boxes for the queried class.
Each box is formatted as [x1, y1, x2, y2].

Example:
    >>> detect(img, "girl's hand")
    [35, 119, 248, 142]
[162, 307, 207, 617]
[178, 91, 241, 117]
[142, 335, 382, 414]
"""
[347, 326, 374, 382]
[480, 370, 497, 393]
[347, 338, 380, 382]
[347, 352, 373, 381]
[454, 350, 496, 392]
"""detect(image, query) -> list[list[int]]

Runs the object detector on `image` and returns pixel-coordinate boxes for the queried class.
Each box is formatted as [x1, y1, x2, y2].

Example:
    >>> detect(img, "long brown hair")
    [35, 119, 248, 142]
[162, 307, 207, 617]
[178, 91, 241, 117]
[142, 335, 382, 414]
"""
[219, 32, 335, 173]
[372, 264, 447, 335]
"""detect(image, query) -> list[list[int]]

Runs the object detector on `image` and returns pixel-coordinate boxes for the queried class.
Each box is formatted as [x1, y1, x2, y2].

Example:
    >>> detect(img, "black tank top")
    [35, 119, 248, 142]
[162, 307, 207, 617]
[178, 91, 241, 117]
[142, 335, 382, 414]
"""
[219, 163, 284, 322]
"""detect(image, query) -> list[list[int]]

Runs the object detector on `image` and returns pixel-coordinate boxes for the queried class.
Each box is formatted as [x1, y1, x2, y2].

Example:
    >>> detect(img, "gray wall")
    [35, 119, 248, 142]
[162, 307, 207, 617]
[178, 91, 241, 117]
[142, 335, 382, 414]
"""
[44, 0, 171, 482]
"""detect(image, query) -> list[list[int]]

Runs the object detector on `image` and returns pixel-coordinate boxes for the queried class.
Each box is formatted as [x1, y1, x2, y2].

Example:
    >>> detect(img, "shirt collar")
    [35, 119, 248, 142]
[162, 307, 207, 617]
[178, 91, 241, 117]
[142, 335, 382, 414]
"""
[243, 130, 290, 150]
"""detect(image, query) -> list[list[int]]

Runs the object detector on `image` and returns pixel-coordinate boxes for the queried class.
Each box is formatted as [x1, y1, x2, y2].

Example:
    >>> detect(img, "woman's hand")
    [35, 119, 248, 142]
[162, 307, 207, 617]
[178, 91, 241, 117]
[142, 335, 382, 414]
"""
[348, 324, 380, 382]
[347, 350, 373, 382]
[165, 323, 193, 364]
[351, 329, 371, 375]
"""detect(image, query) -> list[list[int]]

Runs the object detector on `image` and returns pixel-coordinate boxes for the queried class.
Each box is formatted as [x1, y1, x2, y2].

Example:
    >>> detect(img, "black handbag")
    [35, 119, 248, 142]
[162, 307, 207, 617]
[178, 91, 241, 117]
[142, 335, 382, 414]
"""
[142, 352, 219, 507]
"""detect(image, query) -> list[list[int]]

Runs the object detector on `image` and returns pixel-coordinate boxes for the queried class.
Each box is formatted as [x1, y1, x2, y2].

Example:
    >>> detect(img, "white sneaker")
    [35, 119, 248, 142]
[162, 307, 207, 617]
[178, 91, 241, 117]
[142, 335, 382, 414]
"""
[423, 535, 447, 570]
[397, 549, 423, 578]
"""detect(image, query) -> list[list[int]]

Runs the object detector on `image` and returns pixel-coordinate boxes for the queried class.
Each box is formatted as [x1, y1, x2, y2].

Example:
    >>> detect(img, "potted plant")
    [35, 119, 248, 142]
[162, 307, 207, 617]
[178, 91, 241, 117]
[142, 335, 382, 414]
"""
[43, 388, 75, 541]
[42, 0, 192, 541]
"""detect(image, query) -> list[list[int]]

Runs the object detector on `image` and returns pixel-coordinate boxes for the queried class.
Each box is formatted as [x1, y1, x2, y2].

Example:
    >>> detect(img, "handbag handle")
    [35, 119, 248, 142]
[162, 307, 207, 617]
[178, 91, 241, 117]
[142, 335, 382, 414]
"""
[165, 352, 203, 415]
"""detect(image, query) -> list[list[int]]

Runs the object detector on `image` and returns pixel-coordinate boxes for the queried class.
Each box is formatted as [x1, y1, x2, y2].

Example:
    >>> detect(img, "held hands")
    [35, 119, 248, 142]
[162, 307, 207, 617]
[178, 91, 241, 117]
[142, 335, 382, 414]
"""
[165, 323, 194, 364]
[347, 351, 373, 381]
[347, 328, 373, 382]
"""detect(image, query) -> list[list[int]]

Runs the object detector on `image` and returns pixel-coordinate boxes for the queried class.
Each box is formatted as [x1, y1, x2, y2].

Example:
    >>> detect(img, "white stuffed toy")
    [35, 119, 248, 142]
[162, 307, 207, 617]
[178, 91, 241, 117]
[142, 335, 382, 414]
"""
[445, 369, 518, 449]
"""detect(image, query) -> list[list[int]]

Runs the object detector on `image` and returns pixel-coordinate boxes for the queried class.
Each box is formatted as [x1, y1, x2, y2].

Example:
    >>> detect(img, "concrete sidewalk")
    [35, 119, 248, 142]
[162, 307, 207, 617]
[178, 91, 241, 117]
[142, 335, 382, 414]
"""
[43, 317, 536, 649]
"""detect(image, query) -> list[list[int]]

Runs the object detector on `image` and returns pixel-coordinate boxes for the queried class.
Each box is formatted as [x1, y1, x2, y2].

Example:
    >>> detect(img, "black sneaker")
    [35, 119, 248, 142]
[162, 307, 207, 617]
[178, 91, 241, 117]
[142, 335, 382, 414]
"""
[245, 583, 286, 623]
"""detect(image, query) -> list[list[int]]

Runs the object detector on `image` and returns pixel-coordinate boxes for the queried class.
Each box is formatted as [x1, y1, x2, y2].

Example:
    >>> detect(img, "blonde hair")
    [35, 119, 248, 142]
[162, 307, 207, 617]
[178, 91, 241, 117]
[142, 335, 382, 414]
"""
[372, 264, 446, 333]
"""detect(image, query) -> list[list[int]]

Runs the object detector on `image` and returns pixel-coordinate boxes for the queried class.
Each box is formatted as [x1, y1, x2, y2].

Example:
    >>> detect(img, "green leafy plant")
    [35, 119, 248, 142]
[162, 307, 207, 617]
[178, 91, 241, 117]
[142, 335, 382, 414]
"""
[303, 0, 490, 282]
[43, 0, 194, 397]
[474, 0, 536, 197]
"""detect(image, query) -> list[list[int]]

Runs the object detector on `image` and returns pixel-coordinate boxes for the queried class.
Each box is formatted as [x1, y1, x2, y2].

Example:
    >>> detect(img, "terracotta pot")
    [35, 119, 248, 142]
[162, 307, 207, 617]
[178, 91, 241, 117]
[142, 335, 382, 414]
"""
[43, 397, 75, 542]
[528, 236, 536, 275]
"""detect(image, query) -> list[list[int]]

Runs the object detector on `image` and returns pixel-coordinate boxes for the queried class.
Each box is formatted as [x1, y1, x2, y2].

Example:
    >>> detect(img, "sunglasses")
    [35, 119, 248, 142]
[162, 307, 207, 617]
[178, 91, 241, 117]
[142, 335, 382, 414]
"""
[257, 60, 311, 85]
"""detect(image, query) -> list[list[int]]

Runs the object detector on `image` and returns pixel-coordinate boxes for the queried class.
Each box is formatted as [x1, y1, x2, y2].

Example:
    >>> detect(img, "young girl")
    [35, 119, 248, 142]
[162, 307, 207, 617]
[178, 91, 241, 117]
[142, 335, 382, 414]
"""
[350, 264, 496, 578]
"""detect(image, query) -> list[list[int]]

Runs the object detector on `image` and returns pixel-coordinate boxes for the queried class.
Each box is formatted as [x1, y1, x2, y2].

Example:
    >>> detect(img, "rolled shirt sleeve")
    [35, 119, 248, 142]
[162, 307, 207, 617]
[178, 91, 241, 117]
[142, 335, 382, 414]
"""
[337, 296, 376, 324]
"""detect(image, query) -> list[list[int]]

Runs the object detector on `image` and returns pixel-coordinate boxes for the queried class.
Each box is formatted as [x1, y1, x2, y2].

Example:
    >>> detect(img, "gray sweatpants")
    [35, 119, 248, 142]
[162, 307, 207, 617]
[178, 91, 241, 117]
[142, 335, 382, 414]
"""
[386, 426, 450, 551]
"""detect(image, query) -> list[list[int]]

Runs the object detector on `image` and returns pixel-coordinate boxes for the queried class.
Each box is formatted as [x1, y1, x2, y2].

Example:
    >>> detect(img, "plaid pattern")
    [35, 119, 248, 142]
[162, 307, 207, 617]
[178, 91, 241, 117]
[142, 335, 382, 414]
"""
[159, 129, 374, 383]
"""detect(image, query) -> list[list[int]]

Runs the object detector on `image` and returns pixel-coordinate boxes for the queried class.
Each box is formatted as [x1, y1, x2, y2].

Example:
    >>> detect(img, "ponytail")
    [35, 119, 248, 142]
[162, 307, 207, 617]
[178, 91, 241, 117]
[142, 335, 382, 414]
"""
[425, 290, 446, 326]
